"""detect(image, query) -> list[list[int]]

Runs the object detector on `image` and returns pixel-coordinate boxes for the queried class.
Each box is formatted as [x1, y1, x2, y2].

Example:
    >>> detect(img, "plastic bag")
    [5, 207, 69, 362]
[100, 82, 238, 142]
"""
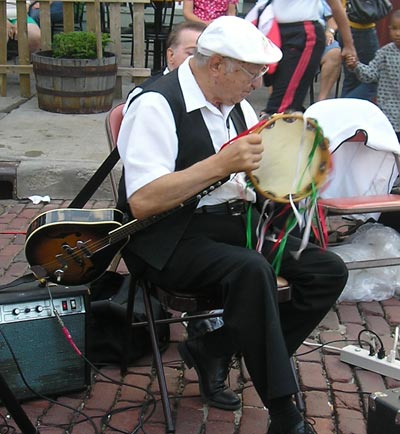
[329, 223, 400, 302]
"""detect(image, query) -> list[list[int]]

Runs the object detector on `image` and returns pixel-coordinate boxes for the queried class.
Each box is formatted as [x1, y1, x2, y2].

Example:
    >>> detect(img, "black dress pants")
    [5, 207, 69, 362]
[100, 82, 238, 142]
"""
[266, 20, 325, 114]
[124, 210, 348, 403]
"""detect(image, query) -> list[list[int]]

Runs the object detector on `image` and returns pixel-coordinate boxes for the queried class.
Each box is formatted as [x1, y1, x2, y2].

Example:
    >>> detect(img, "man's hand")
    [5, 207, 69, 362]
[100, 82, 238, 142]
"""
[345, 54, 358, 70]
[218, 133, 264, 175]
[341, 45, 357, 63]
[7, 21, 17, 40]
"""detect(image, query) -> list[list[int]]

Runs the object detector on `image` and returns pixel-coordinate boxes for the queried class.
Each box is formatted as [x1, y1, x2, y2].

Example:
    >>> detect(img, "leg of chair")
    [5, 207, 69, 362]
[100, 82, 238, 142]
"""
[290, 357, 305, 413]
[0, 372, 37, 434]
[145, 40, 150, 68]
[121, 276, 136, 375]
[142, 281, 175, 433]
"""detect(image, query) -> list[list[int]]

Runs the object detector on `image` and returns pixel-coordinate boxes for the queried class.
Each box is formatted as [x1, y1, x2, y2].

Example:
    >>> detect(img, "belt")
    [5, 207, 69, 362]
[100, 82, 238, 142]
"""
[194, 200, 248, 216]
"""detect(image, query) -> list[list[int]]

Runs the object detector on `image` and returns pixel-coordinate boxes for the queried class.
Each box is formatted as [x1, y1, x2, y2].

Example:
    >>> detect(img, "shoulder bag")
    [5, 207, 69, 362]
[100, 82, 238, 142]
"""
[346, 0, 393, 24]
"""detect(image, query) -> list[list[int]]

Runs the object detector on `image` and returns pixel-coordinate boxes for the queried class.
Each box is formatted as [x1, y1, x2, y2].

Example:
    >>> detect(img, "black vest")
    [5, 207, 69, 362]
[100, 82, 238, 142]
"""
[120, 69, 246, 270]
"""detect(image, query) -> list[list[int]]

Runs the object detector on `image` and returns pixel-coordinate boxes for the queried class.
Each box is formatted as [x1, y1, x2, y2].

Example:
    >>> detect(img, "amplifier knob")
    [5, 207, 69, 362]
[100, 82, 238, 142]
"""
[35, 305, 43, 313]
[12, 308, 20, 315]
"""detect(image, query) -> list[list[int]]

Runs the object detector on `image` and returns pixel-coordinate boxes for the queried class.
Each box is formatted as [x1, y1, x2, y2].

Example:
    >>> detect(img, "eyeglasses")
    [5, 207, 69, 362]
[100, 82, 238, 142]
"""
[235, 62, 269, 81]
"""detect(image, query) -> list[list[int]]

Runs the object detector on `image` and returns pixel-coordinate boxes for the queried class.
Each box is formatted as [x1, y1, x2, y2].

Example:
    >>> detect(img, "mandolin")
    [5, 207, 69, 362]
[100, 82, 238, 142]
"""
[24, 179, 227, 286]
[25, 208, 161, 285]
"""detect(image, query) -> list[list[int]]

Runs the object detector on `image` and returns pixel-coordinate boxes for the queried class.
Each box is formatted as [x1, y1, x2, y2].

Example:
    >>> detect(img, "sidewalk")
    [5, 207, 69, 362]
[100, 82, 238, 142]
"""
[0, 78, 399, 434]
[0, 74, 134, 201]
[0, 200, 399, 434]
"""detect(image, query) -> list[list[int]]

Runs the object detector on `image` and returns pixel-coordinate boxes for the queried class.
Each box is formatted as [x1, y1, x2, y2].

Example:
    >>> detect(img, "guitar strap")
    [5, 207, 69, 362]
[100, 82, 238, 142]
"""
[0, 273, 40, 291]
[69, 146, 120, 209]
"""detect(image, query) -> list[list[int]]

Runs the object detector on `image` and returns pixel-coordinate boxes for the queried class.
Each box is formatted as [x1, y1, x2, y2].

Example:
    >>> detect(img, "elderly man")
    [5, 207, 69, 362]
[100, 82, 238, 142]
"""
[118, 16, 348, 434]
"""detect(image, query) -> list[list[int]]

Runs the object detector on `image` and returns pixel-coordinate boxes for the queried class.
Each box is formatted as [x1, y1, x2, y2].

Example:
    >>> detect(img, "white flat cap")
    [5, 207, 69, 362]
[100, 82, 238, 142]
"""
[197, 16, 282, 65]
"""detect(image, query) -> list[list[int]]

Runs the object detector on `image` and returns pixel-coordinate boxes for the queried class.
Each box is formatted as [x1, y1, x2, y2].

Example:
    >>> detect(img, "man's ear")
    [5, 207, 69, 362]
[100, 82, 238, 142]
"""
[166, 47, 174, 68]
[208, 54, 224, 75]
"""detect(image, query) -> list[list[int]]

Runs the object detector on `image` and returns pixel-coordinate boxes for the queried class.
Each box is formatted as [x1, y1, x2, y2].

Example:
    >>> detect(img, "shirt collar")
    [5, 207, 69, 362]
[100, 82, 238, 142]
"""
[178, 57, 234, 118]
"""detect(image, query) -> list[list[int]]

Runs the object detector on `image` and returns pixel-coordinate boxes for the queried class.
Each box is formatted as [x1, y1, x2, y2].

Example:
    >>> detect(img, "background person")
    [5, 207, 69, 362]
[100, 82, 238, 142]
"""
[124, 21, 207, 112]
[183, 0, 237, 24]
[262, 0, 355, 116]
[345, 9, 400, 142]
[28, 1, 63, 27]
[339, 0, 379, 100]
[317, 0, 342, 100]
[118, 16, 348, 434]
[6, 0, 41, 54]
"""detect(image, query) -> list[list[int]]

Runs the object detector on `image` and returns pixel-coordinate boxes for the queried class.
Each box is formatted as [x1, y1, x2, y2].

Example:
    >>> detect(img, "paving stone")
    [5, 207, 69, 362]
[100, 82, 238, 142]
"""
[298, 360, 328, 391]
[119, 373, 150, 401]
[359, 301, 384, 317]
[324, 354, 354, 383]
[383, 305, 400, 325]
[296, 342, 323, 362]
[304, 390, 332, 417]
[73, 407, 104, 433]
[85, 381, 120, 411]
[181, 381, 202, 400]
[174, 403, 204, 434]
[331, 382, 363, 412]
[207, 406, 236, 422]
[242, 383, 264, 408]
[386, 377, 400, 389]
[337, 304, 363, 324]
[364, 315, 391, 337]
[355, 370, 387, 410]
[319, 331, 347, 350]
[382, 297, 400, 307]
[319, 309, 341, 331]
[103, 402, 142, 433]
[336, 407, 366, 434]
[312, 416, 335, 434]
[239, 407, 269, 434]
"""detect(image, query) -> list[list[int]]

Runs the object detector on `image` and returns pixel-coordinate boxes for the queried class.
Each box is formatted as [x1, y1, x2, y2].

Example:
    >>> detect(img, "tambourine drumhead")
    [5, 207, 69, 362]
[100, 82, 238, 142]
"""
[247, 113, 330, 203]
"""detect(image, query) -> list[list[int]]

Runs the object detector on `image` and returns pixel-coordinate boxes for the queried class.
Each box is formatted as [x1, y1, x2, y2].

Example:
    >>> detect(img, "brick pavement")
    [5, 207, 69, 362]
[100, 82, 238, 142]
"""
[0, 199, 399, 434]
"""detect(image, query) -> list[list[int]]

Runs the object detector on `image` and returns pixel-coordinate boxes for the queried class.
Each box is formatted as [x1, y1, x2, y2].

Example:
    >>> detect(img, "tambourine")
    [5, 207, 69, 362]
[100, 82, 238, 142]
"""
[246, 113, 331, 203]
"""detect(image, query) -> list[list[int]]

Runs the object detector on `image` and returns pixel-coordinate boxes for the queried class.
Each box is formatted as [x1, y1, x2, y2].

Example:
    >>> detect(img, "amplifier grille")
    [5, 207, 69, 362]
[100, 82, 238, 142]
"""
[0, 287, 90, 401]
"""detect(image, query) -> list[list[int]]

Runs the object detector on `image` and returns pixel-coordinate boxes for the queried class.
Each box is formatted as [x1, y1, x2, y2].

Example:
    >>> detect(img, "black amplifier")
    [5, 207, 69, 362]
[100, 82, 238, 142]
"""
[0, 281, 90, 400]
[367, 388, 400, 434]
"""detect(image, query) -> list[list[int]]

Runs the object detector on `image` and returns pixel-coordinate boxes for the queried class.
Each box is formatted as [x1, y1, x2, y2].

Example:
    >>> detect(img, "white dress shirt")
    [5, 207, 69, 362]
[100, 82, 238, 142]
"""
[118, 58, 259, 206]
[272, 0, 320, 23]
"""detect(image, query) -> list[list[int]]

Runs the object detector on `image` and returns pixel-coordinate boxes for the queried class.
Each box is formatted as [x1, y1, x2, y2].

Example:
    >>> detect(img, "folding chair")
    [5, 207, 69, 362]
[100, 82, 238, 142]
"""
[105, 102, 124, 203]
[304, 98, 400, 270]
[104, 103, 304, 433]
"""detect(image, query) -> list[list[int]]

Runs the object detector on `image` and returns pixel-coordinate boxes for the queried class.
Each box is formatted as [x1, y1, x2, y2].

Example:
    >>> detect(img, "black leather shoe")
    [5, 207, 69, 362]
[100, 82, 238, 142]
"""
[268, 420, 317, 434]
[178, 337, 241, 411]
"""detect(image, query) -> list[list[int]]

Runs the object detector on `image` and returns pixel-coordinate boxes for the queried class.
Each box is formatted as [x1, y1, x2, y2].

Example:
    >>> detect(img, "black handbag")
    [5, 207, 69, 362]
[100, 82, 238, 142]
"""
[346, 0, 393, 24]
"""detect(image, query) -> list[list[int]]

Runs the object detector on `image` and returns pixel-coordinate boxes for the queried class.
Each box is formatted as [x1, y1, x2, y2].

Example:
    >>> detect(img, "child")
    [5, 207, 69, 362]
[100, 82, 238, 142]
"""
[183, 0, 237, 25]
[346, 10, 400, 142]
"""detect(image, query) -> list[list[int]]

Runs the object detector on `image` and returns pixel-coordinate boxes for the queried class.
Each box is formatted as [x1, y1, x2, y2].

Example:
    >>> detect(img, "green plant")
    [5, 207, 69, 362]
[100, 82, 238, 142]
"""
[52, 31, 111, 59]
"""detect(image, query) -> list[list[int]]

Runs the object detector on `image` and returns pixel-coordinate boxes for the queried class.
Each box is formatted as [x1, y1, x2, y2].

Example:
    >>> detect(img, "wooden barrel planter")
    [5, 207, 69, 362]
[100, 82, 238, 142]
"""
[32, 51, 117, 114]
